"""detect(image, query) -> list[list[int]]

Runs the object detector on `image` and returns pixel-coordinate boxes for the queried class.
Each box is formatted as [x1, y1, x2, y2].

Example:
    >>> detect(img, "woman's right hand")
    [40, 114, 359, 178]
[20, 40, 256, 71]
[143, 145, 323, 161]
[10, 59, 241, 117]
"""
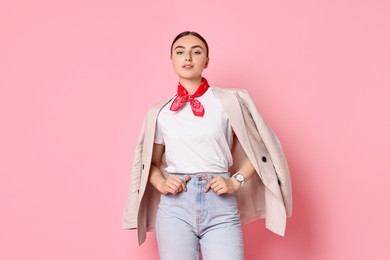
[158, 175, 191, 195]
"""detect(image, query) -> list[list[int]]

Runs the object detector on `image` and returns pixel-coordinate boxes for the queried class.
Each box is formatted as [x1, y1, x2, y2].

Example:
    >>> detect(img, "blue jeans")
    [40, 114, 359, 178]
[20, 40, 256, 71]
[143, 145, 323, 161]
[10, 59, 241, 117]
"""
[156, 172, 244, 260]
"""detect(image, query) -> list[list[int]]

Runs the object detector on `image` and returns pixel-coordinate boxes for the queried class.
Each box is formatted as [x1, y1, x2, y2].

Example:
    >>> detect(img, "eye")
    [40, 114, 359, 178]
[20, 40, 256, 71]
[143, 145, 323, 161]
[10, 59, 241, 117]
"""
[193, 50, 202, 55]
[176, 51, 183, 55]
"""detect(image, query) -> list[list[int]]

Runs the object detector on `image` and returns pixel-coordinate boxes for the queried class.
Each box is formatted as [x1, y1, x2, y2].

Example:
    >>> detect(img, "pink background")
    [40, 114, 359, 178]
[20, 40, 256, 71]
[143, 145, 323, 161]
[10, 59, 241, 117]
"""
[1, 0, 389, 259]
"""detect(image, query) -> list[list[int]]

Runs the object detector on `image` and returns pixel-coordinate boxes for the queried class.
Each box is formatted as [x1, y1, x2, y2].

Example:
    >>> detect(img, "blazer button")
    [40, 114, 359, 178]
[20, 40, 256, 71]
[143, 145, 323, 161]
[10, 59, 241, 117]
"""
[262, 156, 267, 163]
[142, 164, 145, 170]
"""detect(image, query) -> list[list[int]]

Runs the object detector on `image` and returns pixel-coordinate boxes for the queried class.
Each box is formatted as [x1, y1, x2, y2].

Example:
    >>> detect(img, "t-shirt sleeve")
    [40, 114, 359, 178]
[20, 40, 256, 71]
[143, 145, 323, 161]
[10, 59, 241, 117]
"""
[154, 118, 164, 144]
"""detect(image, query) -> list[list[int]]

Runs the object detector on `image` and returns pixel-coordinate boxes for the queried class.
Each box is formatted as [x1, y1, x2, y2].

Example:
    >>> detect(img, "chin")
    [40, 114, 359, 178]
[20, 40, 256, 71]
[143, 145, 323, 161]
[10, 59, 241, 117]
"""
[178, 73, 202, 80]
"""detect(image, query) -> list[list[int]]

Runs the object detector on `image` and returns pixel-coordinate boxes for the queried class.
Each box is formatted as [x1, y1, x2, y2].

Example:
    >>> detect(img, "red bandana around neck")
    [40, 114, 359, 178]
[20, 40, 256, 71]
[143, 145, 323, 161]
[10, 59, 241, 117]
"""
[169, 77, 209, 117]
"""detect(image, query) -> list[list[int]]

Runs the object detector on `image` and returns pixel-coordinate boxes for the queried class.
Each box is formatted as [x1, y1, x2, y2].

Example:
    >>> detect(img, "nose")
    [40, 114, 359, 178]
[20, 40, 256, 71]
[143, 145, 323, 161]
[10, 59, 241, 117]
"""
[185, 52, 192, 61]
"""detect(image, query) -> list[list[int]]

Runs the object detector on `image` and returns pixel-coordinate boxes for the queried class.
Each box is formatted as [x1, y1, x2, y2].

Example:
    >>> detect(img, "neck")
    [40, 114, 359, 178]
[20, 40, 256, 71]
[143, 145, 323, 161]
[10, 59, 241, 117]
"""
[179, 77, 203, 95]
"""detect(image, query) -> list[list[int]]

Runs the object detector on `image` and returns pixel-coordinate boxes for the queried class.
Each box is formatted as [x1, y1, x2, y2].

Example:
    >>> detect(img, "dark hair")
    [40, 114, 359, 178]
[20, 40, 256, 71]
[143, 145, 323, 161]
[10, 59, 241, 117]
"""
[170, 31, 209, 58]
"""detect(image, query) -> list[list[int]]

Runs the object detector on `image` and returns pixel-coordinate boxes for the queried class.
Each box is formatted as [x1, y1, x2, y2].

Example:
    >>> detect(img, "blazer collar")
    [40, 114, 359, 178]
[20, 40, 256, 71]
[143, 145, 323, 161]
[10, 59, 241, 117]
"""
[211, 87, 257, 167]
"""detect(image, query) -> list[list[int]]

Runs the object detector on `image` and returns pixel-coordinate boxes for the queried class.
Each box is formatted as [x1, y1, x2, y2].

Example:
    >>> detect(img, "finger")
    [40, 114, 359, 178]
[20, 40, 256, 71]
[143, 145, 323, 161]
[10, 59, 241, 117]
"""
[178, 176, 188, 192]
[167, 186, 177, 195]
[166, 180, 178, 192]
[183, 175, 191, 191]
[212, 179, 228, 193]
[212, 183, 223, 193]
[172, 183, 184, 194]
[210, 182, 217, 190]
[214, 179, 228, 194]
[172, 176, 187, 192]
[215, 186, 223, 195]
[204, 182, 210, 192]
[204, 178, 217, 192]
[210, 178, 224, 190]
[216, 187, 227, 195]
[166, 180, 182, 194]
[215, 176, 223, 181]
[169, 176, 184, 189]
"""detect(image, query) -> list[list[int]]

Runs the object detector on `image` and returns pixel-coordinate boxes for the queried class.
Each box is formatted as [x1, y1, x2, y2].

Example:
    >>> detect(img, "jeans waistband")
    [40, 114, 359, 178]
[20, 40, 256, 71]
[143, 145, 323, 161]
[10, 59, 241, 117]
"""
[168, 172, 231, 182]
[168, 171, 230, 176]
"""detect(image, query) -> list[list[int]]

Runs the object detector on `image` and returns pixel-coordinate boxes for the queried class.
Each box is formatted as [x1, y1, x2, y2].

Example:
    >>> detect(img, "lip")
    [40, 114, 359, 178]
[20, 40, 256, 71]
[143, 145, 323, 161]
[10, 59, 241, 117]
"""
[182, 64, 194, 70]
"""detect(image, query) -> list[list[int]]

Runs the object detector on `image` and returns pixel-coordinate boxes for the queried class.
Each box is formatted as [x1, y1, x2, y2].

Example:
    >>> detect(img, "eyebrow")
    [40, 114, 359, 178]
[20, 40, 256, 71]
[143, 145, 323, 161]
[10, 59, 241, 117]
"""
[174, 45, 204, 50]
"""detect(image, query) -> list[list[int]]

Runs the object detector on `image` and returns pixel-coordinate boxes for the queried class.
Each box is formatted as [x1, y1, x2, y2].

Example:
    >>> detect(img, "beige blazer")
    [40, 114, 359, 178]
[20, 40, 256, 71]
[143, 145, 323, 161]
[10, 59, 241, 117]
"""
[122, 86, 292, 245]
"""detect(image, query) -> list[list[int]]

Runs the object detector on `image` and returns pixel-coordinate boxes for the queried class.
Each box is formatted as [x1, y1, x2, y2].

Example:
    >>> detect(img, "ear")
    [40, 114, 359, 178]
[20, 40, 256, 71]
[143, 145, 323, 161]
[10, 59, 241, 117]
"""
[204, 58, 209, 68]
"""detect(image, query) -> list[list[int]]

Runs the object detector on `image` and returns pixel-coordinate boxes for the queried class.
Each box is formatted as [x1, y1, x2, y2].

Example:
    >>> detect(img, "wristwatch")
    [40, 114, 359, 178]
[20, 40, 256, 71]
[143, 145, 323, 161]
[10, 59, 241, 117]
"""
[232, 172, 245, 187]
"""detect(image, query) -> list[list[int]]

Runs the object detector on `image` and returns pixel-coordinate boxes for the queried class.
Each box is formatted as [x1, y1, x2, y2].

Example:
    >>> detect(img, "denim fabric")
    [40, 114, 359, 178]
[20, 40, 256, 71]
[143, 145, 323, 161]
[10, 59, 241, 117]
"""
[156, 172, 244, 260]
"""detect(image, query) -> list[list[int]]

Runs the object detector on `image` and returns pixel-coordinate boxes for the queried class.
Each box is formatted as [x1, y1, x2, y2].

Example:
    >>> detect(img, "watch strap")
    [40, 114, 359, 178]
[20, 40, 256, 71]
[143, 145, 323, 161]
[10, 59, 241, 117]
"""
[233, 172, 245, 187]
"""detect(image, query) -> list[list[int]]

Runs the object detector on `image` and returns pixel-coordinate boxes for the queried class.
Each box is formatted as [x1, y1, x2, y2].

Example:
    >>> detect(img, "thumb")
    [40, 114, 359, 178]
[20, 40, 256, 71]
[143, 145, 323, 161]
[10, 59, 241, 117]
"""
[182, 175, 191, 192]
[204, 181, 211, 193]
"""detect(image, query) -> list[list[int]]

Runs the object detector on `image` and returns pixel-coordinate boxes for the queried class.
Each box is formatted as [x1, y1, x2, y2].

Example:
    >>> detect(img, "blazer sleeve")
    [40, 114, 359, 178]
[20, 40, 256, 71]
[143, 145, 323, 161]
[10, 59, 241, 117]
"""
[122, 114, 147, 229]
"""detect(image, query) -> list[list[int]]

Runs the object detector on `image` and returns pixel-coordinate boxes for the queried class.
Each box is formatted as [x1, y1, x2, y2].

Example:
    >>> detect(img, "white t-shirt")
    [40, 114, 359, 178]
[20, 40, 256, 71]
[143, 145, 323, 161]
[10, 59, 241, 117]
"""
[154, 87, 233, 174]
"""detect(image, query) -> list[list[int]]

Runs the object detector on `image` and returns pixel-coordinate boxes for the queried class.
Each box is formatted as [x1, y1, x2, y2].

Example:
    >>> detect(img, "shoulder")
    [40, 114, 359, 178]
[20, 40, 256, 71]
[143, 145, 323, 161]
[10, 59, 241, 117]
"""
[210, 86, 253, 103]
[145, 94, 176, 117]
[211, 86, 248, 95]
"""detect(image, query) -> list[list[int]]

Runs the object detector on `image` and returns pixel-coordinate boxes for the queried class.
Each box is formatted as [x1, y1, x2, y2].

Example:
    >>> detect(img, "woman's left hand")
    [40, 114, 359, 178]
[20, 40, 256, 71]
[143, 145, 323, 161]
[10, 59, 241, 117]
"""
[204, 176, 241, 195]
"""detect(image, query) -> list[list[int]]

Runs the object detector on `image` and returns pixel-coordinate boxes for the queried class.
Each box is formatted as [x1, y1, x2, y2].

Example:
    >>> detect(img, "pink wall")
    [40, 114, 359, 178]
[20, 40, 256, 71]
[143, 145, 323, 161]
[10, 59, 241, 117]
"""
[1, 0, 389, 259]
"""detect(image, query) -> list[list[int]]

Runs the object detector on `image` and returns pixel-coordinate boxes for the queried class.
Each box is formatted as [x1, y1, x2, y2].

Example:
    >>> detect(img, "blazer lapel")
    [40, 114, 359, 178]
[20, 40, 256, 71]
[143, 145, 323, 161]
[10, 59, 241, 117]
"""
[211, 87, 260, 175]
[138, 94, 176, 198]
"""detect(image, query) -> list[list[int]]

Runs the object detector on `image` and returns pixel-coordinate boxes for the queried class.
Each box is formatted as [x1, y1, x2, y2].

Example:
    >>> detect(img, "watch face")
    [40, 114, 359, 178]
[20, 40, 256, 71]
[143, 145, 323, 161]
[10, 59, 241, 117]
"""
[236, 174, 244, 182]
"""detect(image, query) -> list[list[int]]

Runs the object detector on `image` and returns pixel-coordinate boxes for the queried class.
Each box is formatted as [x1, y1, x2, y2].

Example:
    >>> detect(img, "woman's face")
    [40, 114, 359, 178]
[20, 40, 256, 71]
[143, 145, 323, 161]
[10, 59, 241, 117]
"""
[171, 35, 209, 81]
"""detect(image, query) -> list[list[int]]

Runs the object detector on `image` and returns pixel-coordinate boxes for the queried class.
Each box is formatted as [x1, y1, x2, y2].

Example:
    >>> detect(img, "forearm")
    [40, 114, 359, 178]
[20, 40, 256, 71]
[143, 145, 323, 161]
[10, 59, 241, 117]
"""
[148, 163, 166, 193]
[148, 143, 166, 193]
[230, 158, 256, 190]
[235, 158, 256, 180]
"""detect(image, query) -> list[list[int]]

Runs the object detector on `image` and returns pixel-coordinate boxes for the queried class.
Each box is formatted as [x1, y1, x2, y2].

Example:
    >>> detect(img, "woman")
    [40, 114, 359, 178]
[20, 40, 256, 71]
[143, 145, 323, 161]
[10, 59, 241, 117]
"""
[123, 31, 292, 260]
